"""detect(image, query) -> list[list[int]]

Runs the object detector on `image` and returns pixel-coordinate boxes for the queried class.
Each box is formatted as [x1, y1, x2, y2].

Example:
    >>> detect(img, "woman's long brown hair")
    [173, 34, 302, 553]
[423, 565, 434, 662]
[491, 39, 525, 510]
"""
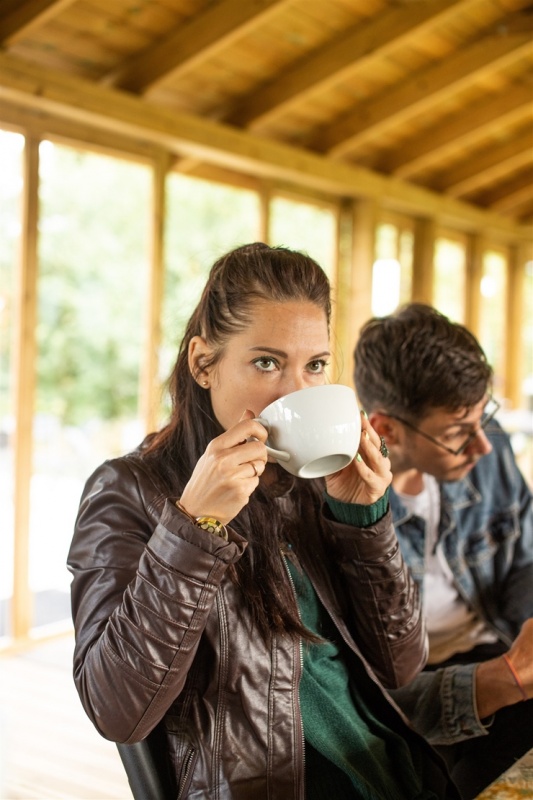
[144, 243, 332, 640]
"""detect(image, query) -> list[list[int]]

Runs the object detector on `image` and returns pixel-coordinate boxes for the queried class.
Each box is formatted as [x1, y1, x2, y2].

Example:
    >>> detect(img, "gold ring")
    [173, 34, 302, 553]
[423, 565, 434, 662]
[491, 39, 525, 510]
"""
[251, 462, 259, 478]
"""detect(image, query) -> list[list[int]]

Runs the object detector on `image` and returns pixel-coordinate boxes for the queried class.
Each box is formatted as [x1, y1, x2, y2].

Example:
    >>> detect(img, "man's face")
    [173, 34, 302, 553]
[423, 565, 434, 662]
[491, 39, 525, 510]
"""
[390, 397, 493, 482]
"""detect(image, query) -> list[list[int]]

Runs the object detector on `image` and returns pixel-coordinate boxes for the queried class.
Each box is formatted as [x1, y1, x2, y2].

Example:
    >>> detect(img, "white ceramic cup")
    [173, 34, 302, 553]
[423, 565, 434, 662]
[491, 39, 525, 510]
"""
[255, 384, 361, 479]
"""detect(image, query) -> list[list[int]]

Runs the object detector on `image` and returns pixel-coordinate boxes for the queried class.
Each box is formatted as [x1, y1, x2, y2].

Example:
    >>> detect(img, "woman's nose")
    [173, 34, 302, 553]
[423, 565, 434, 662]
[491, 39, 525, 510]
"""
[282, 373, 309, 396]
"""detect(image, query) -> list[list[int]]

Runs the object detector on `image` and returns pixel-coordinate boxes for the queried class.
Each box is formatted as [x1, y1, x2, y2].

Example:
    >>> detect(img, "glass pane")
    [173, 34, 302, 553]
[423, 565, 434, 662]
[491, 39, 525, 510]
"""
[434, 237, 466, 322]
[372, 223, 413, 314]
[161, 175, 261, 402]
[479, 250, 507, 395]
[269, 197, 336, 279]
[32, 142, 151, 633]
[0, 130, 24, 642]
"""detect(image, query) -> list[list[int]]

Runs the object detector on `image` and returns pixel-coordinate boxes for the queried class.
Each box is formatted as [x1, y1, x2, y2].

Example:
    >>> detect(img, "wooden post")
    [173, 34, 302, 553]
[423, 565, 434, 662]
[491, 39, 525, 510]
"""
[12, 135, 39, 641]
[412, 217, 435, 304]
[465, 233, 485, 336]
[258, 181, 271, 243]
[505, 244, 527, 407]
[335, 198, 377, 387]
[140, 150, 171, 435]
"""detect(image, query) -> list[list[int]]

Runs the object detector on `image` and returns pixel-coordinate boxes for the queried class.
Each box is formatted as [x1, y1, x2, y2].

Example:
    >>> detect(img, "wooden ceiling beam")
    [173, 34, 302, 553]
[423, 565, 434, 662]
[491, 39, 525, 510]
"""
[0, 0, 76, 45]
[105, 0, 289, 94]
[386, 83, 533, 178]
[314, 24, 532, 157]
[0, 51, 530, 242]
[481, 173, 533, 213]
[228, 0, 470, 129]
[439, 128, 533, 197]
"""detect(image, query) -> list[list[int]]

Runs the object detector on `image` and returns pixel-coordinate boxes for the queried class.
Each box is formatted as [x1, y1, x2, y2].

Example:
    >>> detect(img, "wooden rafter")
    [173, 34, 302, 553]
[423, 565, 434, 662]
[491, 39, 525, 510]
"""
[228, 0, 473, 128]
[313, 25, 532, 157]
[0, 0, 76, 44]
[439, 128, 533, 197]
[481, 172, 533, 213]
[106, 0, 290, 93]
[386, 83, 533, 178]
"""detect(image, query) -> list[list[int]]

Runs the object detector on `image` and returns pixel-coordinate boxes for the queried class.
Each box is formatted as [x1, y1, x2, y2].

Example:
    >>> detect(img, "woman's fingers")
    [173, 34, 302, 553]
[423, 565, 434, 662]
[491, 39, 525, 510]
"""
[179, 415, 269, 523]
[357, 417, 390, 472]
[325, 415, 392, 505]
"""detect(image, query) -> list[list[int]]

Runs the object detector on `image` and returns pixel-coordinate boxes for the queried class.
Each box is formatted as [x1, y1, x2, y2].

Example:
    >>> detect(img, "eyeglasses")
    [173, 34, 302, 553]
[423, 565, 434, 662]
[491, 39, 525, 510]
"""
[387, 396, 500, 456]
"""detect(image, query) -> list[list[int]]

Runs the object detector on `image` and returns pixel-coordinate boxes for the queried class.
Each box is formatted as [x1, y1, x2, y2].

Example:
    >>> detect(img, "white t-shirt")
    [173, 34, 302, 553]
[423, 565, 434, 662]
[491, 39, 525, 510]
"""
[398, 474, 496, 664]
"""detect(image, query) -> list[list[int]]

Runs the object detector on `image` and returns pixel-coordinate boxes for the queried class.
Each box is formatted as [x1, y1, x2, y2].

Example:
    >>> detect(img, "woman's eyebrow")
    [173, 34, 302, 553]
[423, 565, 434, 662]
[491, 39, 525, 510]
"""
[249, 346, 288, 357]
[248, 347, 331, 359]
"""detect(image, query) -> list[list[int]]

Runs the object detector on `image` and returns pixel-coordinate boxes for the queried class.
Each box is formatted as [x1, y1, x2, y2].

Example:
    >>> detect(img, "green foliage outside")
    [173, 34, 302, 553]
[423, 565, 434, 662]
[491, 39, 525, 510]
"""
[161, 175, 261, 394]
[37, 144, 150, 425]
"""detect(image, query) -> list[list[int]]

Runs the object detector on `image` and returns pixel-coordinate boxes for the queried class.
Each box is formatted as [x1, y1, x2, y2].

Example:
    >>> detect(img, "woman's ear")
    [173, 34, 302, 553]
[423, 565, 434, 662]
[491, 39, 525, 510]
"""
[188, 336, 212, 388]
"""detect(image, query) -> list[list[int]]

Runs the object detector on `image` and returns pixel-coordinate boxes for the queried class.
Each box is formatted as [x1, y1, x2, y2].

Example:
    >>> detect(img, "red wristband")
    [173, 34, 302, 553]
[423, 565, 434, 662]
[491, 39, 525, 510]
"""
[502, 653, 528, 702]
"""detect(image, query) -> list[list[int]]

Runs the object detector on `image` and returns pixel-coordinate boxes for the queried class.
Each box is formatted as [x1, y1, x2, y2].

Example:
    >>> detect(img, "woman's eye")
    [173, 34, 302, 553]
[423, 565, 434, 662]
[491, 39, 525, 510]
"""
[253, 357, 278, 372]
[307, 359, 329, 373]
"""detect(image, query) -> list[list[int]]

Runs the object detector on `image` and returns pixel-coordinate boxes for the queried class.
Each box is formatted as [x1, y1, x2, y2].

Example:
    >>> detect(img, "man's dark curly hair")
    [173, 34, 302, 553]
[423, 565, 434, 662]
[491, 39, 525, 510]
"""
[353, 303, 493, 421]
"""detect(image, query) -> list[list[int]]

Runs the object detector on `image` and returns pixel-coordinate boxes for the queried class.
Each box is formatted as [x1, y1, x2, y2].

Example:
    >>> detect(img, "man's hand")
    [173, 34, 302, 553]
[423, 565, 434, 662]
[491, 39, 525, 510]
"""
[475, 619, 533, 719]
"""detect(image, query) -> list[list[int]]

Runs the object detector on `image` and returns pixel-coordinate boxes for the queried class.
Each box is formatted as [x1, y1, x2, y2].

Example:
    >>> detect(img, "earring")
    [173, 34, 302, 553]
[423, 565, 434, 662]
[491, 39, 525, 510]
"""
[202, 380, 209, 387]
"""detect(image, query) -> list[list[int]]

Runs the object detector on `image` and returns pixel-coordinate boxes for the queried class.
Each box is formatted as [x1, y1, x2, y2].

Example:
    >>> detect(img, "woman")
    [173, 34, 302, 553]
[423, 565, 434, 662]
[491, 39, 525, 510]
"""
[68, 243, 458, 799]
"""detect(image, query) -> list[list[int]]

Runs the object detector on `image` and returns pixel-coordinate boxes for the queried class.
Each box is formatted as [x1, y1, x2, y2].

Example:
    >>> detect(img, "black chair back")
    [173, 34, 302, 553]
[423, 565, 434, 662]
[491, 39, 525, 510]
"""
[116, 724, 174, 800]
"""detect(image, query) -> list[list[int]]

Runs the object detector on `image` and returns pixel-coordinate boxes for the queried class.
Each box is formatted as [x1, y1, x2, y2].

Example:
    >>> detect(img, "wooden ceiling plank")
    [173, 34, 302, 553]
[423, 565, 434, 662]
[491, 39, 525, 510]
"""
[106, 0, 290, 94]
[0, 0, 77, 45]
[228, 0, 473, 128]
[386, 83, 533, 177]
[0, 51, 530, 241]
[440, 128, 533, 196]
[481, 173, 533, 212]
[316, 27, 532, 157]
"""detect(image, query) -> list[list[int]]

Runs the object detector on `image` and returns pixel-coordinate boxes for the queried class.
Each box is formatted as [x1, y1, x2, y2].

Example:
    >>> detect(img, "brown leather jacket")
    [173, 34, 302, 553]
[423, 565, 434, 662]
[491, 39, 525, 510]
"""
[68, 452, 455, 799]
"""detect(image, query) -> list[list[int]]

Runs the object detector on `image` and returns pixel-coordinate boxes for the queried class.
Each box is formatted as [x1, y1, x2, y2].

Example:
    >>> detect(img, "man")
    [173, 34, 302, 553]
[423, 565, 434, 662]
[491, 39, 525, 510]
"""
[353, 303, 532, 800]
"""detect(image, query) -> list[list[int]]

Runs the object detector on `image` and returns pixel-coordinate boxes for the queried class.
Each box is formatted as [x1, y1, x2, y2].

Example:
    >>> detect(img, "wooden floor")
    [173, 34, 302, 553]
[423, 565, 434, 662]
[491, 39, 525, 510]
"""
[0, 634, 131, 800]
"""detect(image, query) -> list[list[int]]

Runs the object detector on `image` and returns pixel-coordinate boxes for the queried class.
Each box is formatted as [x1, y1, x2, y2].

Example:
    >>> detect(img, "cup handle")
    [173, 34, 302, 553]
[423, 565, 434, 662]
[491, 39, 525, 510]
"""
[253, 418, 291, 463]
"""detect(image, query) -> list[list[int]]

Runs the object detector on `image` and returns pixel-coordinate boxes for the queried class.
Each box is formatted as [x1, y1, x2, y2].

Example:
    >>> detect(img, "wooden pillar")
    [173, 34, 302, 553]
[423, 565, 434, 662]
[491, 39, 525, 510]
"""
[140, 151, 171, 435]
[335, 198, 377, 388]
[12, 135, 40, 641]
[258, 181, 271, 243]
[464, 233, 485, 336]
[412, 217, 436, 304]
[505, 244, 527, 407]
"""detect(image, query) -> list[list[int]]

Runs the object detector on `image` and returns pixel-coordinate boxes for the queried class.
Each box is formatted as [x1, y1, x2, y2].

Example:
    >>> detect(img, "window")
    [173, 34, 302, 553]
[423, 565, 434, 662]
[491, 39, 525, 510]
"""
[269, 196, 337, 280]
[479, 249, 508, 395]
[161, 175, 261, 414]
[372, 222, 413, 315]
[32, 142, 151, 633]
[434, 236, 466, 322]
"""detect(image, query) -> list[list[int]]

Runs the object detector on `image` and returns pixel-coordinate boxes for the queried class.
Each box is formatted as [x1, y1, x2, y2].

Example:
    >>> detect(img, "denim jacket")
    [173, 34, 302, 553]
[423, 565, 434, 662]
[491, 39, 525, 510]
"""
[388, 419, 533, 745]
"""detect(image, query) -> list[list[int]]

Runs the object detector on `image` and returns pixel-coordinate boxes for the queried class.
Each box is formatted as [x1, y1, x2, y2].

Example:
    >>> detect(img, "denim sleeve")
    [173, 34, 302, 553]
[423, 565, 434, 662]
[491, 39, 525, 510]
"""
[388, 663, 491, 745]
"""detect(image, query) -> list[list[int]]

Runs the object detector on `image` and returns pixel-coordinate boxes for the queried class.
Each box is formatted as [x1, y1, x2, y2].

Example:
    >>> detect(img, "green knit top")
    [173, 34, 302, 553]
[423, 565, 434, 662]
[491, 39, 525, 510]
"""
[285, 491, 439, 800]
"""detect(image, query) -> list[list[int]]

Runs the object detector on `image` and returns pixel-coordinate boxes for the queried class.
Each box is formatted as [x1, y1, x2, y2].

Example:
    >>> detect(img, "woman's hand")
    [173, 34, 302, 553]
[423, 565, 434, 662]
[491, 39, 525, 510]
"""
[325, 412, 392, 506]
[178, 410, 268, 524]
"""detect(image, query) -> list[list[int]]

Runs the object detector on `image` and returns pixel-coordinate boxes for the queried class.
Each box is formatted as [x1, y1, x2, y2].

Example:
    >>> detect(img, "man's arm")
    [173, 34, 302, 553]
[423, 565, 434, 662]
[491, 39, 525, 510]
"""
[389, 619, 532, 745]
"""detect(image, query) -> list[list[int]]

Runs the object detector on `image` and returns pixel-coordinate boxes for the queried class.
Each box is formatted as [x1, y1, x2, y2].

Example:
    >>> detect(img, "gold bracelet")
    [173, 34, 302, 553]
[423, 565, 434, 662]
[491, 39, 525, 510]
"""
[176, 501, 228, 541]
[195, 516, 228, 540]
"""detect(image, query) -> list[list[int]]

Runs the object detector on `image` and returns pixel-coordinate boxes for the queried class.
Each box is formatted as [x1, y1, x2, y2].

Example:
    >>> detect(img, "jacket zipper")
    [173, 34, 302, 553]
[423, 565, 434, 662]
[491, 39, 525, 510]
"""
[177, 746, 196, 800]
[282, 550, 306, 798]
